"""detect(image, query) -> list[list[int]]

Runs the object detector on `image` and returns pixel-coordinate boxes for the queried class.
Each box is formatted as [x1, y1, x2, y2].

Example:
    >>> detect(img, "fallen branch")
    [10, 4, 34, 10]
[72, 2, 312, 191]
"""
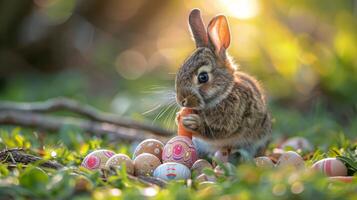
[2, 148, 167, 187]
[0, 97, 173, 137]
[0, 148, 63, 169]
[128, 175, 167, 188]
[0, 111, 168, 141]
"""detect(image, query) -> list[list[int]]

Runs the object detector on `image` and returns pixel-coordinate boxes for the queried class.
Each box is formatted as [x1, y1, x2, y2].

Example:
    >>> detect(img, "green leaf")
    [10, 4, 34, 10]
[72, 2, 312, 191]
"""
[19, 166, 49, 193]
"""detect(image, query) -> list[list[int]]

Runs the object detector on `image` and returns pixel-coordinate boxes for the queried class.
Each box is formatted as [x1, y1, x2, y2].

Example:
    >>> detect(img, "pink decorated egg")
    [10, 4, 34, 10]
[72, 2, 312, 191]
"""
[312, 158, 347, 177]
[105, 154, 134, 175]
[162, 136, 197, 168]
[153, 162, 191, 181]
[134, 153, 161, 176]
[81, 149, 115, 170]
[133, 139, 164, 161]
[276, 151, 304, 169]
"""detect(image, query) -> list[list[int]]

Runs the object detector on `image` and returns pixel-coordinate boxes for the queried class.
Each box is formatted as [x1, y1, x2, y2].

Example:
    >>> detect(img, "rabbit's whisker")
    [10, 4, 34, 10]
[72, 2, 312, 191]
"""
[168, 104, 179, 131]
[163, 102, 175, 128]
[153, 101, 175, 125]
[142, 103, 162, 115]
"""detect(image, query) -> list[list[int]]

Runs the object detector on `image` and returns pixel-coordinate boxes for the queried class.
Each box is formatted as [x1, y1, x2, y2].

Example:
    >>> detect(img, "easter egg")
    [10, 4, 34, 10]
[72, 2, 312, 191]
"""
[191, 159, 213, 175]
[254, 156, 274, 168]
[196, 173, 208, 183]
[153, 162, 191, 181]
[195, 173, 216, 182]
[214, 162, 236, 177]
[197, 181, 216, 190]
[162, 136, 197, 168]
[213, 149, 229, 166]
[281, 137, 313, 152]
[276, 151, 304, 169]
[133, 139, 164, 161]
[105, 154, 134, 175]
[312, 158, 347, 176]
[273, 148, 285, 154]
[134, 153, 161, 176]
[81, 149, 115, 170]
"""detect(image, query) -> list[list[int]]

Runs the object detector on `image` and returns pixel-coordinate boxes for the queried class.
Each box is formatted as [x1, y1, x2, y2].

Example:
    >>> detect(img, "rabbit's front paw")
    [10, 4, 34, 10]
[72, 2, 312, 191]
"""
[182, 114, 201, 132]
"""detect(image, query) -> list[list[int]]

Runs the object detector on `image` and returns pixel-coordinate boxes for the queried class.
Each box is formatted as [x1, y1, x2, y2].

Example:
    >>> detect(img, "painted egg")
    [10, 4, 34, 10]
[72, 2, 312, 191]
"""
[198, 181, 216, 189]
[153, 162, 191, 181]
[196, 174, 208, 183]
[269, 148, 285, 163]
[162, 136, 197, 168]
[105, 154, 134, 175]
[81, 149, 115, 170]
[214, 162, 236, 177]
[213, 149, 229, 166]
[273, 148, 285, 154]
[312, 158, 347, 176]
[276, 151, 305, 169]
[195, 173, 216, 182]
[254, 156, 274, 168]
[191, 159, 213, 175]
[133, 139, 164, 161]
[134, 153, 161, 176]
[281, 137, 313, 152]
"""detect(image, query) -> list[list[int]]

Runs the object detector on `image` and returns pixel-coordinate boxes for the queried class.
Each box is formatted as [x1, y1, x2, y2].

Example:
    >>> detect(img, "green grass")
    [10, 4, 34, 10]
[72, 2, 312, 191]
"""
[0, 107, 357, 200]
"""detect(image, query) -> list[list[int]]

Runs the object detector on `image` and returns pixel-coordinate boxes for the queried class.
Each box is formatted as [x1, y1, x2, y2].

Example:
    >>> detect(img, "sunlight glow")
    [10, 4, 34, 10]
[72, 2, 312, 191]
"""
[51, 151, 57, 158]
[141, 187, 158, 197]
[219, 0, 259, 19]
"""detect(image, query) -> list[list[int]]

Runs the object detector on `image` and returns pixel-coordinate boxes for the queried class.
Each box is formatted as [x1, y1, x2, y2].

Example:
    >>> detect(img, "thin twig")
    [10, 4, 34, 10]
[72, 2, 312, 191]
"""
[0, 148, 63, 169]
[2, 149, 167, 188]
[0, 97, 174, 137]
[128, 175, 167, 188]
[104, 167, 167, 188]
[0, 111, 168, 142]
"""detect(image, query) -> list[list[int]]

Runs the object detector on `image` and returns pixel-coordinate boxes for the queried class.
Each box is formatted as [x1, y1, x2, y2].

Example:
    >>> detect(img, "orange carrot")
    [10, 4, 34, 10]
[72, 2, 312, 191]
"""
[177, 107, 195, 138]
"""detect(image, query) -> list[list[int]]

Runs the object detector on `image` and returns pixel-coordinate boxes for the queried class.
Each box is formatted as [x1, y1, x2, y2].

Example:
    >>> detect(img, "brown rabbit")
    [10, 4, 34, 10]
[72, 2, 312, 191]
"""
[175, 9, 272, 161]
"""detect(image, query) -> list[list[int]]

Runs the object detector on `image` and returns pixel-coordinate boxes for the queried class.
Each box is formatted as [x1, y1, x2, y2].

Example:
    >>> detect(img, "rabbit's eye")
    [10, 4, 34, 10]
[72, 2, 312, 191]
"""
[198, 72, 209, 83]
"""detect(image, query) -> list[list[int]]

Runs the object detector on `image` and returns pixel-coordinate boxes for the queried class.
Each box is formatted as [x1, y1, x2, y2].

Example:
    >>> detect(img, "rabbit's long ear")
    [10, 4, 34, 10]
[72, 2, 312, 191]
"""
[189, 9, 208, 48]
[207, 15, 230, 59]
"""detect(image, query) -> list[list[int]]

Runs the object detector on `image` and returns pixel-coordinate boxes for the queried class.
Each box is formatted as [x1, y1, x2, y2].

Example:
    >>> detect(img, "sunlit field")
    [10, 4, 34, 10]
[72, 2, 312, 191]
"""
[0, 0, 356, 199]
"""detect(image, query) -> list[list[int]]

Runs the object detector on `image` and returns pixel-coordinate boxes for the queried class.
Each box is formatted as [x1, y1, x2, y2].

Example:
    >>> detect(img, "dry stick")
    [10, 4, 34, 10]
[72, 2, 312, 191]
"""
[0, 97, 173, 137]
[0, 148, 63, 169]
[1, 149, 166, 187]
[128, 175, 167, 188]
[0, 111, 168, 142]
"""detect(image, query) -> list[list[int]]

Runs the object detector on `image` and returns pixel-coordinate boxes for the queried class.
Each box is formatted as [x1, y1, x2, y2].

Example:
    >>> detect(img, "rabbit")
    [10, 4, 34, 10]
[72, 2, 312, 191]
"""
[175, 9, 272, 162]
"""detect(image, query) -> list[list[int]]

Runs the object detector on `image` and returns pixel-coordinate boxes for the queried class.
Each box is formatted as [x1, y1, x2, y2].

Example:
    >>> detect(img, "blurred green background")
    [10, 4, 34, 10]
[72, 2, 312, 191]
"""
[0, 0, 356, 141]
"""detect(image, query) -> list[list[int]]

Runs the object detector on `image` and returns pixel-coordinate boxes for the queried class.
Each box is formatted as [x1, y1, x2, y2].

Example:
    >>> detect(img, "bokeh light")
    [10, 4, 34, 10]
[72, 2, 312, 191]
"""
[0, 0, 356, 132]
[219, 0, 259, 19]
